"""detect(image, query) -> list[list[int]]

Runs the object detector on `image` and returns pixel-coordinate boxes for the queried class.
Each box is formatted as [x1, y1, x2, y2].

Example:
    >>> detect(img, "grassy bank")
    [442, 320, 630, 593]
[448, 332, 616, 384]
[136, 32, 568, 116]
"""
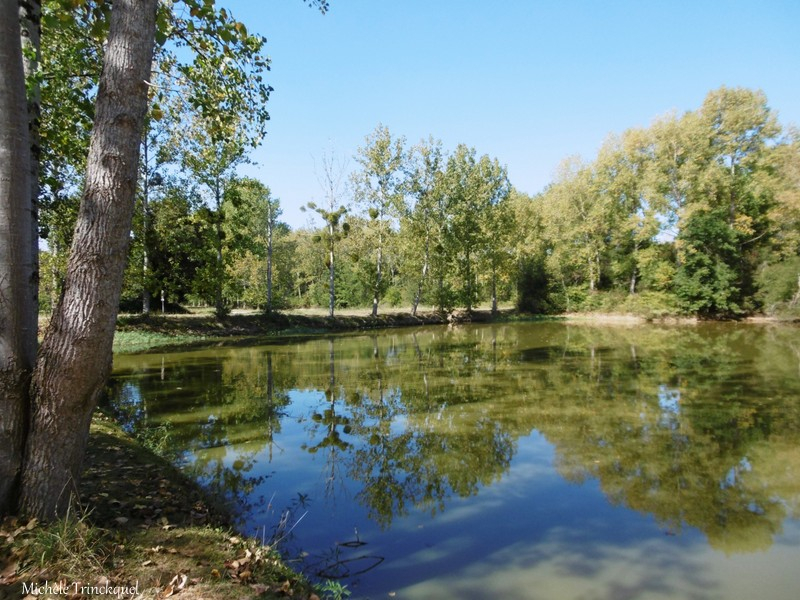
[110, 302, 800, 354]
[112, 307, 456, 354]
[0, 413, 328, 600]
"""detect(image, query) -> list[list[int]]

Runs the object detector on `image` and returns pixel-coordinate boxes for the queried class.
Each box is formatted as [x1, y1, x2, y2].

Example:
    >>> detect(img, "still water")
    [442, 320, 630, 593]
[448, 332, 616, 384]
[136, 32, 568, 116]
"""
[107, 322, 800, 599]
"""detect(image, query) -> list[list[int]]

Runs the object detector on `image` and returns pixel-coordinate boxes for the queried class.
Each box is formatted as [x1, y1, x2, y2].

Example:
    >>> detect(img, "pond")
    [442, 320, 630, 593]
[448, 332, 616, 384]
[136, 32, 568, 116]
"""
[107, 322, 800, 599]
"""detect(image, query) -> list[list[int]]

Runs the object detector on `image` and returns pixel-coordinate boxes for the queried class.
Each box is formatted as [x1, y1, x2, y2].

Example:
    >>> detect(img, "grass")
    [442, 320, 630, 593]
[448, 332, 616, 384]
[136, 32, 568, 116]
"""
[112, 330, 208, 354]
[109, 306, 461, 354]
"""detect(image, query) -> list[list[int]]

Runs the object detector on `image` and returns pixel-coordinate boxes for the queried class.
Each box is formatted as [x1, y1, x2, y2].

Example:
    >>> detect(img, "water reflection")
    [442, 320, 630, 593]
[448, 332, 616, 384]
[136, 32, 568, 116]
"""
[107, 322, 800, 595]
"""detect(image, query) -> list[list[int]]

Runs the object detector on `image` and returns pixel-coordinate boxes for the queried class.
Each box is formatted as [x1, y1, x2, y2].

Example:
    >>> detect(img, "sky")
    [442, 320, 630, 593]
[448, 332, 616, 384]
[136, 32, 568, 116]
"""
[224, 0, 800, 229]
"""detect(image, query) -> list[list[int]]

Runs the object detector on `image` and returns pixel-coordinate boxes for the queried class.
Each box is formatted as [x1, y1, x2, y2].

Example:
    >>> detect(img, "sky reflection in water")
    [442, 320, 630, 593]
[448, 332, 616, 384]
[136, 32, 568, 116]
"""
[108, 322, 800, 599]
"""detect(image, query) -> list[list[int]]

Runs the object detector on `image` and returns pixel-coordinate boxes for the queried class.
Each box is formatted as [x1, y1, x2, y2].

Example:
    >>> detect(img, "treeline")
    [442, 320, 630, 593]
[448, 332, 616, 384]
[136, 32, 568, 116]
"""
[41, 87, 800, 318]
[518, 87, 800, 317]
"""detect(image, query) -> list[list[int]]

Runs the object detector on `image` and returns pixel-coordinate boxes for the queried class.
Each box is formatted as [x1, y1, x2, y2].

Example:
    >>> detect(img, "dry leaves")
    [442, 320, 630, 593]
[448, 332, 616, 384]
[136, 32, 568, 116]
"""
[157, 573, 189, 598]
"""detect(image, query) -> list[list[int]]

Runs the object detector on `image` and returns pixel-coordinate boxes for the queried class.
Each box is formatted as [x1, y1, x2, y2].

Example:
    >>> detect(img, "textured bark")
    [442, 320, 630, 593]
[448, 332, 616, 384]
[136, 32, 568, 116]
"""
[0, 0, 36, 515]
[19, 0, 41, 319]
[142, 137, 151, 314]
[19, 0, 158, 519]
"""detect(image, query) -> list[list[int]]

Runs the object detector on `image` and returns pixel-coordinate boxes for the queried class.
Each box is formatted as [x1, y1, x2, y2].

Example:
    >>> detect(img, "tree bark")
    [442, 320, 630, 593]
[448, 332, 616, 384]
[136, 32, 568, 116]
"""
[411, 229, 430, 317]
[142, 136, 151, 314]
[266, 211, 274, 312]
[0, 0, 36, 515]
[372, 223, 383, 317]
[491, 263, 498, 315]
[20, 0, 41, 321]
[213, 176, 224, 317]
[19, 0, 158, 519]
[328, 223, 335, 317]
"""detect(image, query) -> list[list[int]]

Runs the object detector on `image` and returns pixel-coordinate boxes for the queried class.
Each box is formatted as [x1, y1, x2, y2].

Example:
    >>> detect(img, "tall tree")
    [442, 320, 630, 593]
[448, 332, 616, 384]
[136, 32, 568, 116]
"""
[594, 128, 659, 295]
[19, 0, 42, 320]
[0, 0, 37, 514]
[223, 178, 283, 311]
[177, 116, 247, 317]
[352, 125, 406, 316]
[403, 137, 445, 315]
[444, 145, 510, 311]
[673, 87, 780, 315]
[1, 0, 329, 520]
[0, 0, 158, 518]
[304, 150, 349, 317]
[479, 187, 515, 314]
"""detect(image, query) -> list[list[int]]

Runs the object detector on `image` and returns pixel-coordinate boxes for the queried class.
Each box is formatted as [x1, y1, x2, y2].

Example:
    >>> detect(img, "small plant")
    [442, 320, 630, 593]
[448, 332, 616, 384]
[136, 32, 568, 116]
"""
[26, 504, 113, 579]
[136, 420, 175, 458]
[318, 579, 352, 600]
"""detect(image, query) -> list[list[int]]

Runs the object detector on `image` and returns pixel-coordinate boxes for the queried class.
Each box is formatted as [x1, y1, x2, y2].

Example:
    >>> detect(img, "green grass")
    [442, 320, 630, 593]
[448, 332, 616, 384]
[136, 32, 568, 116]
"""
[112, 330, 207, 354]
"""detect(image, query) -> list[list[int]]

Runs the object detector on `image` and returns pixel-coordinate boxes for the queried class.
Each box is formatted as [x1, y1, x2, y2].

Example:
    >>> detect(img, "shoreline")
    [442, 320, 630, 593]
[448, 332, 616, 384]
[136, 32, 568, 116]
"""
[1, 412, 319, 599]
[109, 308, 799, 355]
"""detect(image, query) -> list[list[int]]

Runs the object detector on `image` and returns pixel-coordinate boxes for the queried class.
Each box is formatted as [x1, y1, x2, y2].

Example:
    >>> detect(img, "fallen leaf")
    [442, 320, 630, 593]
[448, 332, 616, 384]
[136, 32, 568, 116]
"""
[142, 559, 154, 567]
[168, 573, 188, 590]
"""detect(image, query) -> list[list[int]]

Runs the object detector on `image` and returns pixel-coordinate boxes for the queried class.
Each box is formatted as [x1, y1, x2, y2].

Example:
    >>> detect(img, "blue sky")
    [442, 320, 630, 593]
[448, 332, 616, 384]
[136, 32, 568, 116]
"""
[225, 0, 800, 229]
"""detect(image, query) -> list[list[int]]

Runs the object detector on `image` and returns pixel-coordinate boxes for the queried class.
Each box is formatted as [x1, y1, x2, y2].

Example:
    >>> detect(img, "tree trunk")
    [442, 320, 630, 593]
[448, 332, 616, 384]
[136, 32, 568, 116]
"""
[412, 231, 430, 317]
[491, 263, 498, 315]
[328, 222, 335, 317]
[465, 248, 472, 312]
[0, 0, 37, 514]
[19, 0, 158, 519]
[20, 0, 41, 322]
[791, 274, 800, 308]
[372, 225, 382, 317]
[142, 136, 151, 314]
[266, 214, 274, 312]
[214, 177, 224, 317]
[629, 241, 639, 295]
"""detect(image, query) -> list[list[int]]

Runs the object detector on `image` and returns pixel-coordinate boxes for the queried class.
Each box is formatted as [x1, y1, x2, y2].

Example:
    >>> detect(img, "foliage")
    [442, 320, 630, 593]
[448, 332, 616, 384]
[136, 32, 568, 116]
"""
[352, 125, 407, 315]
[756, 256, 800, 314]
[35, 78, 800, 320]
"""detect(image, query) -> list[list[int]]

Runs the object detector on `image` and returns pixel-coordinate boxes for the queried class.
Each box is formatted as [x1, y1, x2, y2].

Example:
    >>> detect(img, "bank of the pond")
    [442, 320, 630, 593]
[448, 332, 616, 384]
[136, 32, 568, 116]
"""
[109, 307, 800, 354]
[0, 412, 324, 600]
[112, 309, 455, 354]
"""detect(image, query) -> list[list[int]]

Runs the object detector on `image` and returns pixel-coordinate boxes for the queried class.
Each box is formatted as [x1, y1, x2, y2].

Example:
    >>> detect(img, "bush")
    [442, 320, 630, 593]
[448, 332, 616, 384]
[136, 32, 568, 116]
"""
[756, 257, 800, 313]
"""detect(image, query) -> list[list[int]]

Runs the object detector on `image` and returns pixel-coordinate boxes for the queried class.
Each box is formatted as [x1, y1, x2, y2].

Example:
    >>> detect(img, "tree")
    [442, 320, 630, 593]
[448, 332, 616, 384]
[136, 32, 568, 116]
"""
[0, 0, 158, 518]
[0, 0, 37, 514]
[403, 137, 446, 315]
[176, 115, 248, 317]
[672, 87, 780, 315]
[444, 145, 510, 311]
[352, 125, 407, 316]
[145, 182, 209, 306]
[303, 150, 350, 317]
[2, 0, 330, 520]
[479, 187, 515, 314]
[223, 178, 284, 311]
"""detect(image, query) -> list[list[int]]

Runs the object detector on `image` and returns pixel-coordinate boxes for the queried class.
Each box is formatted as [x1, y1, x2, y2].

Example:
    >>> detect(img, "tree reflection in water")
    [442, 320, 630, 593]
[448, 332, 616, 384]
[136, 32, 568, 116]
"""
[108, 323, 800, 562]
